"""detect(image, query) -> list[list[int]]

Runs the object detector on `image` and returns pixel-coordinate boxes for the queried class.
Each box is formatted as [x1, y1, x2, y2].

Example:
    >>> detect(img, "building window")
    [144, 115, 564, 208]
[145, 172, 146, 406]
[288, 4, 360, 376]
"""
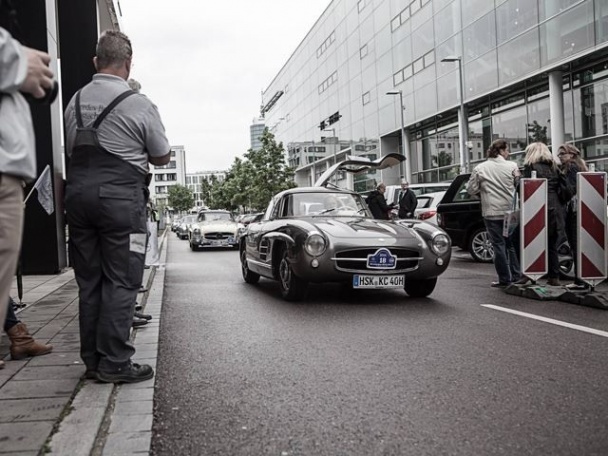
[360, 44, 368, 59]
[170, 150, 176, 157]
[318, 71, 338, 94]
[362, 91, 371, 105]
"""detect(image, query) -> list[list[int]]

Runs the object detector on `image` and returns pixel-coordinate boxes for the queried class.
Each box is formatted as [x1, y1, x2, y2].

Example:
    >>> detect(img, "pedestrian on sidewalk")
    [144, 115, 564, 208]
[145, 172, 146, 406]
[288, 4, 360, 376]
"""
[63, 30, 171, 383]
[0, 297, 52, 369]
[397, 180, 417, 219]
[467, 138, 522, 288]
[558, 143, 588, 289]
[366, 183, 395, 220]
[522, 142, 565, 287]
[0, 25, 54, 330]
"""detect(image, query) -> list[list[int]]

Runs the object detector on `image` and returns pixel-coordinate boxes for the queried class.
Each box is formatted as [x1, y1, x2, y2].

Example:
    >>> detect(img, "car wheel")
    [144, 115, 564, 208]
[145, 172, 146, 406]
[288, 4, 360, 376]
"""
[190, 240, 198, 251]
[241, 249, 260, 284]
[469, 227, 494, 263]
[278, 247, 307, 301]
[404, 277, 437, 297]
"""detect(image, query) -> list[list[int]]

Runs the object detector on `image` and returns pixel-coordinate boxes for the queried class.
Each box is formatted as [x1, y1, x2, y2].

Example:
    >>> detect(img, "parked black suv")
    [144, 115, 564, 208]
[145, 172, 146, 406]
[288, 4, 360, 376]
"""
[436, 174, 493, 262]
[436, 173, 574, 277]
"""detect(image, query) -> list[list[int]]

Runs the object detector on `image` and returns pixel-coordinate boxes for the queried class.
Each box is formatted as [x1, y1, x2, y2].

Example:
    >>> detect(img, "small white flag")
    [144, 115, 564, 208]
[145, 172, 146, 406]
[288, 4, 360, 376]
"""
[33, 165, 54, 215]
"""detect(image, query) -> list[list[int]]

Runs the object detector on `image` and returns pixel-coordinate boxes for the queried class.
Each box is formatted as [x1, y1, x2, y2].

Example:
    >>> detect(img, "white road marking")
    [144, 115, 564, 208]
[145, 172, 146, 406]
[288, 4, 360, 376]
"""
[481, 304, 608, 338]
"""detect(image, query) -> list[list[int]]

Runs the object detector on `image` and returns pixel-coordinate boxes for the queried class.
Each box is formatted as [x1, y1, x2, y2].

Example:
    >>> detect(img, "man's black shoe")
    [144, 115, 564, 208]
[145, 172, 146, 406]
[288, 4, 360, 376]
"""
[96, 363, 154, 384]
[139, 286, 149, 293]
[134, 311, 152, 321]
[132, 317, 148, 328]
[81, 369, 98, 380]
[134, 304, 142, 311]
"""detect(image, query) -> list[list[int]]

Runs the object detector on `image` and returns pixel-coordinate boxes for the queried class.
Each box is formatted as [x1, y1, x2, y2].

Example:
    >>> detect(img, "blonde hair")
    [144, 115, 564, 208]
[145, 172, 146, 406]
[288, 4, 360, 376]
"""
[523, 142, 554, 167]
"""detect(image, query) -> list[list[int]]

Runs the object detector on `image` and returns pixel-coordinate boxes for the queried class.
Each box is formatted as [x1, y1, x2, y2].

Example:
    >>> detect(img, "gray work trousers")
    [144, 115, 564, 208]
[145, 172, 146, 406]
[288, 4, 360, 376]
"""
[66, 182, 146, 372]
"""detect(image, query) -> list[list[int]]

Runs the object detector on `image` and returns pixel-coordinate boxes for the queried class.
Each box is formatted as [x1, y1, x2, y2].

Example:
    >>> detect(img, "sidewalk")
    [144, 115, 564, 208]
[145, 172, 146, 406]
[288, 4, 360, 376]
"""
[0, 232, 167, 455]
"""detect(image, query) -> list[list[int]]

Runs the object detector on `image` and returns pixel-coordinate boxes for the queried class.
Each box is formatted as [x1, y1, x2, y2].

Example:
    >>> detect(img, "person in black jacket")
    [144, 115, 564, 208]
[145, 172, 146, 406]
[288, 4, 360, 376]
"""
[522, 142, 565, 286]
[397, 181, 418, 218]
[365, 183, 394, 219]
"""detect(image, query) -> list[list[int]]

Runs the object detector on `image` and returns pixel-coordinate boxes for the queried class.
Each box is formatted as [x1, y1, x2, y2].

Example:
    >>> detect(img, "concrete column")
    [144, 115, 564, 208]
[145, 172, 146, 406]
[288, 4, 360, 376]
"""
[549, 70, 565, 156]
[404, 130, 412, 181]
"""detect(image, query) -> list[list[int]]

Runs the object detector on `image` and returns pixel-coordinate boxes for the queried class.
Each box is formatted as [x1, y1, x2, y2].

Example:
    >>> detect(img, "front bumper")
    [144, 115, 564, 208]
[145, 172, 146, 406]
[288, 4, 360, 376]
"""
[191, 235, 238, 248]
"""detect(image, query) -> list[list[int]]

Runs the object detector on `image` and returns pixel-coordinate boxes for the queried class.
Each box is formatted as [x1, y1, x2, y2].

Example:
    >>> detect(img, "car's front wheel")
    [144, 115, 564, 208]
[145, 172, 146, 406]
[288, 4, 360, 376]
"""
[189, 239, 198, 251]
[278, 248, 307, 301]
[241, 249, 260, 284]
[404, 278, 437, 297]
[469, 227, 494, 263]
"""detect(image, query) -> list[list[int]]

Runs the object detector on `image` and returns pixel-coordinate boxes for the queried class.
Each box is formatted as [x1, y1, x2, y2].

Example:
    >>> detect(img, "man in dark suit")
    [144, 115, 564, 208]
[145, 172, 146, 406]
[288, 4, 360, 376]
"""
[397, 181, 417, 219]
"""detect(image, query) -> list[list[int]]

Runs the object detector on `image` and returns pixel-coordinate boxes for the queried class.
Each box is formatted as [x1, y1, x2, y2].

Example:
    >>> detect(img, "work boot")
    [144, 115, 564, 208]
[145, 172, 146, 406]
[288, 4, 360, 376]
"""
[97, 362, 154, 384]
[7, 323, 53, 360]
[132, 317, 148, 328]
[134, 311, 152, 321]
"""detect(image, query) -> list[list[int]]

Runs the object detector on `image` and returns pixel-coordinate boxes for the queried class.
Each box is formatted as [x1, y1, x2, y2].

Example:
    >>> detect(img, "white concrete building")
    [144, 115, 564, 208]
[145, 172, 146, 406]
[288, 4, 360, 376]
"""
[186, 171, 226, 208]
[150, 145, 187, 207]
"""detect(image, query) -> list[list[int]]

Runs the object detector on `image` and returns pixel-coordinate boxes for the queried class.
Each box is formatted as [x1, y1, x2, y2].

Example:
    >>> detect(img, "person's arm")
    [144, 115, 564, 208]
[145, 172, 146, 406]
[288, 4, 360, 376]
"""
[466, 169, 480, 196]
[149, 152, 171, 166]
[142, 99, 171, 166]
[0, 27, 53, 97]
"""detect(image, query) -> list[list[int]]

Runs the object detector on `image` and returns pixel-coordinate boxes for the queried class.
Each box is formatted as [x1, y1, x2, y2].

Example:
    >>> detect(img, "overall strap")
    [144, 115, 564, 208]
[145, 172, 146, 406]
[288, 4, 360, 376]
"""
[92, 90, 136, 129]
[74, 90, 84, 128]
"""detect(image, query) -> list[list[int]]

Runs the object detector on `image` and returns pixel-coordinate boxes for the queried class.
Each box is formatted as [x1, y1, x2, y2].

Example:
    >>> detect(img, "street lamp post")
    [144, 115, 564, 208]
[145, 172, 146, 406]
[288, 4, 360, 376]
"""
[441, 55, 468, 174]
[386, 90, 411, 182]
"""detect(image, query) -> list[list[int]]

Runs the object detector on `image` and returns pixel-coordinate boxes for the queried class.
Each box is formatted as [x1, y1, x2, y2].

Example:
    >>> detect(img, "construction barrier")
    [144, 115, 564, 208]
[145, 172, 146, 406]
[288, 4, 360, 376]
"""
[521, 178, 548, 281]
[577, 172, 607, 286]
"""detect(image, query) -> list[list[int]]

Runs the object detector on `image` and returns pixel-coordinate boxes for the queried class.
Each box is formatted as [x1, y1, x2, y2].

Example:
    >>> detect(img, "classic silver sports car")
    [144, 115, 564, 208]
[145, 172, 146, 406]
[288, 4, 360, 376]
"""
[189, 210, 240, 251]
[239, 154, 452, 301]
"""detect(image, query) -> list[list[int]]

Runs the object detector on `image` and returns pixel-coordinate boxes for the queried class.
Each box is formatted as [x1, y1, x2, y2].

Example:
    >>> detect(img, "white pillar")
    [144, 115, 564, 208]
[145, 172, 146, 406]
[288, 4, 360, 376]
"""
[549, 70, 565, 157]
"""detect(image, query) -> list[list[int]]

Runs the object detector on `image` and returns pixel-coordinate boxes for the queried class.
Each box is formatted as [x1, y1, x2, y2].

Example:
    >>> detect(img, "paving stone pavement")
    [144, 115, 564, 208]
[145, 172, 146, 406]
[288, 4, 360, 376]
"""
[0, 232, 167, 455]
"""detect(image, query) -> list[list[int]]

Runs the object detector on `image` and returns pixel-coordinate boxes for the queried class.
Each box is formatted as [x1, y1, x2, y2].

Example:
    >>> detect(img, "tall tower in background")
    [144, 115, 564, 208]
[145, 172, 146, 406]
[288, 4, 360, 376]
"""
[249, 116, 266, 151]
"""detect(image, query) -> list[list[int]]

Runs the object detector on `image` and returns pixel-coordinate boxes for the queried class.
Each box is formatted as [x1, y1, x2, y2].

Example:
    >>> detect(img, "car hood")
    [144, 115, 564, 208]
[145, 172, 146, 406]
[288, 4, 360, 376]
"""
[194, 221, 238, 232]
[308, 217, 418, 240]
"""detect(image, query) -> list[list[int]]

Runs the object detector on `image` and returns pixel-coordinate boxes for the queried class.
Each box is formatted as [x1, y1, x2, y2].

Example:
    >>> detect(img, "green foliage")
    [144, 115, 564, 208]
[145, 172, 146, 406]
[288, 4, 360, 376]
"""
[204, 129, 296, 211]
[167, 184, 194, 212]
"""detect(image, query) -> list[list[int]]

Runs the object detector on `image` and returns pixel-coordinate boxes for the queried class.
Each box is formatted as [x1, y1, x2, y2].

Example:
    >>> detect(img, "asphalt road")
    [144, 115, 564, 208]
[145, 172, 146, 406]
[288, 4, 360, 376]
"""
[151, 234, 608, 456]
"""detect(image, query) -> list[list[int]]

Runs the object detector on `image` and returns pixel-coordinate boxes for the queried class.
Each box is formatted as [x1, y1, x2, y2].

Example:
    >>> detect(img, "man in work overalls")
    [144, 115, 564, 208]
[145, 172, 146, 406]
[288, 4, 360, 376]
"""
[64, 30, 170, 383]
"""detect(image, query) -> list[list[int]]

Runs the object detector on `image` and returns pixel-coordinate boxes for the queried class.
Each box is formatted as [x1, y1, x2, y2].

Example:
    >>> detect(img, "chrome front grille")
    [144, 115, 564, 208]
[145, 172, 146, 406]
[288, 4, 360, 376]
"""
[333, 248, 422, 273]
[204, 232, 234, 240]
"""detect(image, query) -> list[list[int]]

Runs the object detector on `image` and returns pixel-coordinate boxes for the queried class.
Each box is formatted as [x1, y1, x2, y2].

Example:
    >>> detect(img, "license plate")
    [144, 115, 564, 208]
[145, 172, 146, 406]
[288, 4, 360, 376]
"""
[353, 275, 404, 289]
[211, 240, 225, 246]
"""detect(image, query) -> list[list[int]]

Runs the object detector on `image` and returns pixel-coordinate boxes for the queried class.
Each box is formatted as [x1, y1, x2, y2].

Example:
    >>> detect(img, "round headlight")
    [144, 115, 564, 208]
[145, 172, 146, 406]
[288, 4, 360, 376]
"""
[304, 233, 327, 256]
[431, 233, 450, 255]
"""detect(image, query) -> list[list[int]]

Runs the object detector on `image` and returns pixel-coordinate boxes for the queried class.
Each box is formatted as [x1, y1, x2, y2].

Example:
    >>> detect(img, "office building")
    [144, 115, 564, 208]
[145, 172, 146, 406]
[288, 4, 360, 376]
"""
[186, 171, 227, 208]
[250, 116, 266, 151]
[150, 146, 187, 207]
[262, 0, 608, 192]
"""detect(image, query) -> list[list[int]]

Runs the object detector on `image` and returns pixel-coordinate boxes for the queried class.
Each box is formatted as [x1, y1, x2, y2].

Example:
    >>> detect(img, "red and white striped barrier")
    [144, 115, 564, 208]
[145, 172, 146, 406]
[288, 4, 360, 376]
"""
[577, 172, 607, 286]
[521, 178, 548, 281]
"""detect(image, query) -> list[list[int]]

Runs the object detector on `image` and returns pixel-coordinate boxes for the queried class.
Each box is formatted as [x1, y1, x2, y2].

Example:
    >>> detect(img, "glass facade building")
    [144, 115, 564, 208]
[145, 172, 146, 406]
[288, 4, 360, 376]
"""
[262, 0, 608, 192]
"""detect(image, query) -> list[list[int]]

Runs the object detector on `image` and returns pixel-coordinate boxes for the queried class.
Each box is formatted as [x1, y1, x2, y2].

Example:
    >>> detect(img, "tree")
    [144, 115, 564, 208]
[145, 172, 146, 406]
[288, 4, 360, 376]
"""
[167, 184, 194, 213]
[243, 128, 296, 210]
[206, 129, 296, 212]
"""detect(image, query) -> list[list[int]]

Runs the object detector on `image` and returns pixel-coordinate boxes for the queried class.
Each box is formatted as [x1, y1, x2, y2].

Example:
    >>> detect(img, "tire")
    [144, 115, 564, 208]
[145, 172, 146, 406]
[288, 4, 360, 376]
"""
[404, 278, 437, 297]
[469, 227, 494, 263]
[558, 241, 574, 280]
[190, 240, 198, 251]
[278, 247, 307, 301]
[241, 249, 260, 284]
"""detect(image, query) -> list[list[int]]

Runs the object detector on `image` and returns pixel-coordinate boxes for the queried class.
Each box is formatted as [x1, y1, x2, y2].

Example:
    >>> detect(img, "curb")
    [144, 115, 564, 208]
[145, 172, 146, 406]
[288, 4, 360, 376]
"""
[47, 229, 168, 455]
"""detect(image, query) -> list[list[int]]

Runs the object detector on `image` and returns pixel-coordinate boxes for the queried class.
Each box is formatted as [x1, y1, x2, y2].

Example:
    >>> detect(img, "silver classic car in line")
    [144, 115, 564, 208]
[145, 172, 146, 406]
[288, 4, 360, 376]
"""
[239, 155, 452, 301]
[188, 210, 240, 251]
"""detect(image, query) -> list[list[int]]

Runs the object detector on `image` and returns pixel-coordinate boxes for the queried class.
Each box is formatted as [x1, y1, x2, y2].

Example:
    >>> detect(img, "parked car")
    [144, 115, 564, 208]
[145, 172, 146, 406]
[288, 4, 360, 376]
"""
[188, 210, 240, 251]
[175, 215, 198, 240]
[414, 191, 446, 225]
[239, 154, 452, 301]
[385, 182, 451, 208]
[436, 173, 574, 278]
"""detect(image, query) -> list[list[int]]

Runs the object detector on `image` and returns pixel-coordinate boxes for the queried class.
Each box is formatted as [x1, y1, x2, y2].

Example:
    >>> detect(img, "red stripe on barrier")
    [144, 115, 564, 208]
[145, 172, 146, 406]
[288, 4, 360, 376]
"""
[581, 253, 603, 277]
[581, 202, 605, 247]
[523, 179, 544, 200]
[523, 206, 545, 248]
[527, 252, 546, 273]
[582, 174, 606, 197]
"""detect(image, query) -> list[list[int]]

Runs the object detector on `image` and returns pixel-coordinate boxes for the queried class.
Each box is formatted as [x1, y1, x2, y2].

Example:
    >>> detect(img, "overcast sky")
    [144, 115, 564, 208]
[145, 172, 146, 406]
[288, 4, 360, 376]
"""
[119, 0, 330, 173]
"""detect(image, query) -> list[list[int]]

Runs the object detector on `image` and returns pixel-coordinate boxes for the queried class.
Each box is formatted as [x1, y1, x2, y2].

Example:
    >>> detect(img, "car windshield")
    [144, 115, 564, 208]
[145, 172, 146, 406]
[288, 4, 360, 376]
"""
[182, 216, 197, 224]
[198, 212, 234, 222]
[283, 192, 367, 217]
